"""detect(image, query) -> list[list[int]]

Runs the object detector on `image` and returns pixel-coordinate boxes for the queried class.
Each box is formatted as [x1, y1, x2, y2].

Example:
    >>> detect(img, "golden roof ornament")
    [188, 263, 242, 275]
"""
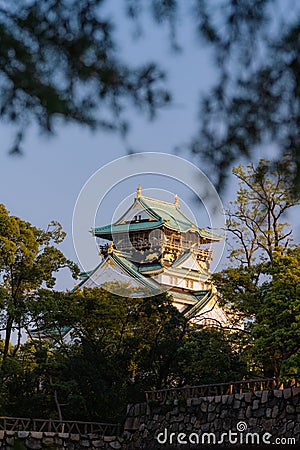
[136, 185, 142, 198]
[174, 194, 179, 207]
[108, 242, 114, 254]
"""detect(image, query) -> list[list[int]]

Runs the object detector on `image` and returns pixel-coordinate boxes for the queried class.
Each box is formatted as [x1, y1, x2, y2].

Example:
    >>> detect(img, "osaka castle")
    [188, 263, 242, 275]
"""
[78, 186, 228, 327]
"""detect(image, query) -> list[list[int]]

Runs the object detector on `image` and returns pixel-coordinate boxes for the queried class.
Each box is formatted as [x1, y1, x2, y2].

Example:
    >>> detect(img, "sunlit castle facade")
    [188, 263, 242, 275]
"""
[79, 186, 229, 327]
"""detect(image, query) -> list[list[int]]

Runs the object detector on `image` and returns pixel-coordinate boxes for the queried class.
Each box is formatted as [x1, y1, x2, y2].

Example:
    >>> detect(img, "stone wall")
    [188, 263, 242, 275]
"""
[0, 430, 124, 449]
[1, 388, 299, 449]
[124, 387, 300, 448]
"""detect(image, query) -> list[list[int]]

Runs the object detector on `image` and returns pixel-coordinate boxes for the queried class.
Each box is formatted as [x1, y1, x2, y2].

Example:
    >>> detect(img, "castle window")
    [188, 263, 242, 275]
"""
[190, 280, 194, 289]
[185, 279, 189, 288]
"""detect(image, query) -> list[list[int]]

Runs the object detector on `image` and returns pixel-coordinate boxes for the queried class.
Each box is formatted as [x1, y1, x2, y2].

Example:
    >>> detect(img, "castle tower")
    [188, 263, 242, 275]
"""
[79, 187, 228, 326]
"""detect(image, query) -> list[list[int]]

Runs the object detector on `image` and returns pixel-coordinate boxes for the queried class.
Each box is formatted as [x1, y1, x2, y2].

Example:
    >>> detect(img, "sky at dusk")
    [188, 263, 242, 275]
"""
[1, 4, 299, 290]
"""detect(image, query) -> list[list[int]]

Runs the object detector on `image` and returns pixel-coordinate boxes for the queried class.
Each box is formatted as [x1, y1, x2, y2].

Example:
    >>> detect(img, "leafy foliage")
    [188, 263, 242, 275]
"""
[226, 159, 300, 265]
[214, 249, 300, 377]
[0, 204, 78, 361]
[213, 161, 300, 377]
[0, 285, 246, 421]
[3, 0, 300, 191]
[187, 0, 300, 190]
[0, 0, 170, 152]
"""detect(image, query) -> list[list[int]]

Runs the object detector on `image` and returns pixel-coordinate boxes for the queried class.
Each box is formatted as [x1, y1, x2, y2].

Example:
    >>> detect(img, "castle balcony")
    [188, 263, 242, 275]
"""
[99, 240, 212, 260]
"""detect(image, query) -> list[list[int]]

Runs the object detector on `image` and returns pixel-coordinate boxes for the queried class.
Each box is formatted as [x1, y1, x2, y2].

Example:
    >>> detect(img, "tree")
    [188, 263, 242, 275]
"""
[214, 249, 300, 378]
[212, 160, 300, 377]
[174, 326, 246, 385]
[0, 0, 170, 153]
[185, 0, 300, 190]
[28, 287, 188, 421]
[0, 204, 78, 362]
[2, 1, 300, 193]
[226, 159, 300, 266]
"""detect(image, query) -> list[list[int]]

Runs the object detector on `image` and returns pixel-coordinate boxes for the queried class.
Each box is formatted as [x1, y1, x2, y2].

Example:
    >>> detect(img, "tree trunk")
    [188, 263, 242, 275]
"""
[2, 315, 13, 363]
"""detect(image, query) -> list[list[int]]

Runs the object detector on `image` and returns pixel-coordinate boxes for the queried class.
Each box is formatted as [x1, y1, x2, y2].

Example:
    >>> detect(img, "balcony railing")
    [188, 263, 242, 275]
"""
[0, 417, 121, 436]
[99, 240, 212, 259]
[145, 377, 299, 403]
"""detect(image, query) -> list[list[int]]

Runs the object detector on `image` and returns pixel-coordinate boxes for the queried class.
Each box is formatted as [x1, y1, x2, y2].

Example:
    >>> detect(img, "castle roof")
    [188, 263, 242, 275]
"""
[93, 188, 221, 242]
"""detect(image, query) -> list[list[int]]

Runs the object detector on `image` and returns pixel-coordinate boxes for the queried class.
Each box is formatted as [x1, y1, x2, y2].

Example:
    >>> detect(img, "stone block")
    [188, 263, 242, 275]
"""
[235, 393, 244, 401]
[178, 422, 185, 432]
[254, 390, 262, 398]
[220, 409, 227, 419]
[273, 390, 282, 398]
[248, 417, 257, 427]
[253, 408, 265, 418]
[5, 431, 15, 437]
[92, 440, 104, 447]
[109, 441, 121, 449]
[286, 404, 295, 414]
[208, 403, 215, 412]
[201, 423, 210, 432]
[104, 436, 117, 442]
[244, 392, 252, 403]
[58, 432, 70, 439]
[283, 388, 292, 399]
[262, 419, 274, 433]
[80, 439, 91, 447]
[246, 405, 252, 418]
[294, 423, 300, 435]
[142, 429, 149, 439]
[266, 407, 272, 418]
[221, 395, 228, 404]
[261, 391, 269, 403]
[233, 400, 241, 409]
[227, 395, 234, 405]
[44, 432, 56, 438]
[237, 408, 245, 419]
[223, 418, 231, 431]
[70, 433, 80, 441]
[207, 413, 216, 422]
[272, 405, 279, 418]
[0, 430, 4, 440]
[30, 432, 43, 439]
[18, 431, 29, 439]
[26, 438, 42, 450]
[292, 387, 300, 397]
[184, 414, 190, 423]
[215, 395, 222, 403]
[252, 399, 260, 410]
[200, 402, 207, 413]
[42, 437, 55, 445]
[139, 423, 145, 432]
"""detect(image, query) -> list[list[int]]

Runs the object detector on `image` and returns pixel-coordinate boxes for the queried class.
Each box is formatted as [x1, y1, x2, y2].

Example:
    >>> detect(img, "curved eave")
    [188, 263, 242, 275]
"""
[160, 223, 221, 242]
[92, 220, 163, 238]
[183, 289, 213, 320]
